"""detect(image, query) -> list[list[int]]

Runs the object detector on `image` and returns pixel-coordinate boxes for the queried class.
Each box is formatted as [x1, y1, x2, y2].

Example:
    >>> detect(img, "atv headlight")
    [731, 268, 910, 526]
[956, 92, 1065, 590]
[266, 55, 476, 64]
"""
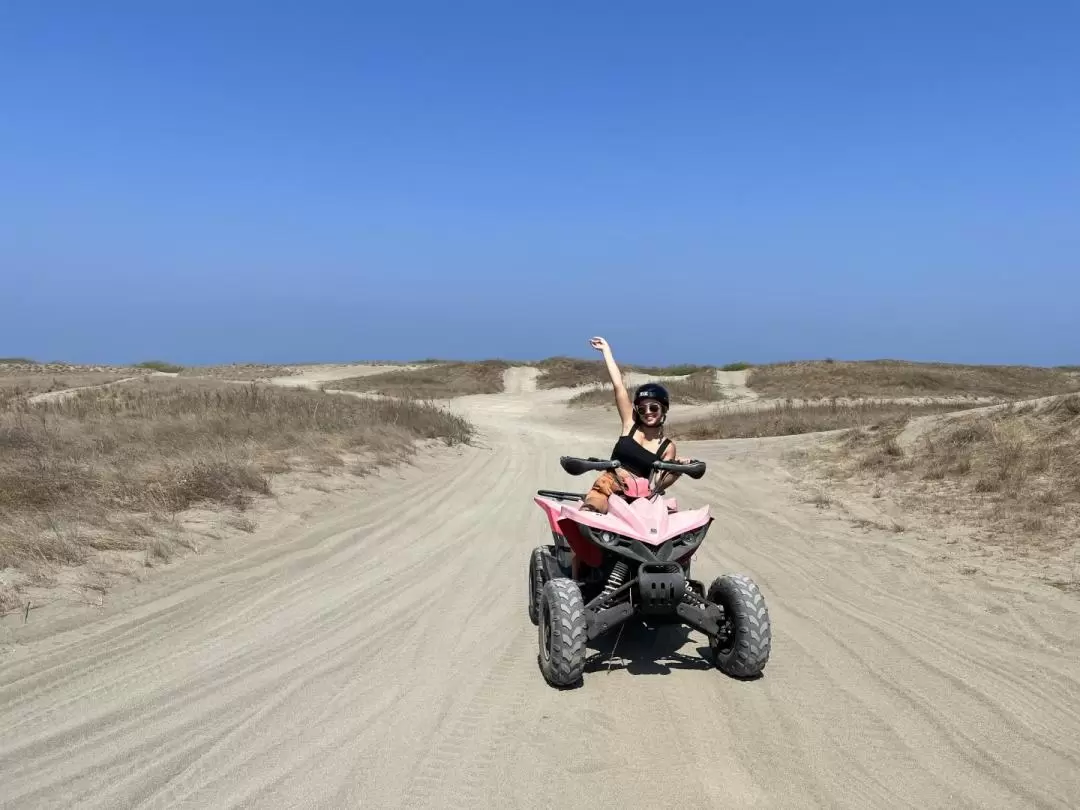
[596, 530, 619, 547]
[672, 527, 706, 552]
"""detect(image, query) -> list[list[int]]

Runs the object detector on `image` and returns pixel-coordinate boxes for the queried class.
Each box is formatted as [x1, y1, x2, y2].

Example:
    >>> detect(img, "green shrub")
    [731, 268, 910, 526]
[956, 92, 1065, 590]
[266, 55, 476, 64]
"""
[135, 360, 184, 373]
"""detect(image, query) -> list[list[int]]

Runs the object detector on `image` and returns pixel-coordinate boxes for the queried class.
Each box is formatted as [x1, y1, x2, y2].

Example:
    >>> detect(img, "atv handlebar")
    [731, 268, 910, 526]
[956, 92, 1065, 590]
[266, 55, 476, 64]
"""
[653, 459, 707, 479]
[559, 455, 706, 479]
[560, 456, 621, 476]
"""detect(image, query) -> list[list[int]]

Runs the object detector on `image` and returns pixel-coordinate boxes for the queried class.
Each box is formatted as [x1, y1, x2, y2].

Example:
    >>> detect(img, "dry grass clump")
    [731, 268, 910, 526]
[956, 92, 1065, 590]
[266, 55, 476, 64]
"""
[665, 368, 726, 403]
[537, 357, 715, 390]
[330, 361, 510, 398]
[628, 363, 714, 376]
[563, 385, 617, 407]
[0, 378, 473, 610]
[568, 368, 725, 407]
[394, 356, 715, 393]
[836, 395, 1080, 543]
[177, 363, 302, 380]
[135, 360, 185, 373]
[534, 357, 607, 389]
[0, 361, 150, 376]
[672, 400, 984, 440]
[748, 360, 1080, 400]
[0, 373, 138, 409]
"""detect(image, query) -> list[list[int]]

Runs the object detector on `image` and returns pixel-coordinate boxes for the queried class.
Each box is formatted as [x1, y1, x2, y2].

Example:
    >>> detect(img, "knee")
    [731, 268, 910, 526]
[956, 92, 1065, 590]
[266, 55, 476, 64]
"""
[582, 490, 609, 514]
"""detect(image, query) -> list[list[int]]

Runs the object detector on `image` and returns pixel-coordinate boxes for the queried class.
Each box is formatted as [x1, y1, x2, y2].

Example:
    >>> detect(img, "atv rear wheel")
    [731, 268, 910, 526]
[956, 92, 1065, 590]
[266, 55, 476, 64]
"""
[537, 578, 587, 687]
[707, 574, 771, 678]
[528, 546, 545, 625]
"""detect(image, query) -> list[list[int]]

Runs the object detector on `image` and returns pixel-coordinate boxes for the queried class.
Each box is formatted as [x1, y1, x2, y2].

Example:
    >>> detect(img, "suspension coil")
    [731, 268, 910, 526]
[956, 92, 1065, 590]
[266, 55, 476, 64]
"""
[601, 561, 630, 599]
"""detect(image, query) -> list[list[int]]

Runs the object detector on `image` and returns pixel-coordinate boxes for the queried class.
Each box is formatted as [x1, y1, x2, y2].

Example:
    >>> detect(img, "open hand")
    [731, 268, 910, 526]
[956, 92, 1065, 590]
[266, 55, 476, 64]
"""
[589, 336, 611, 353]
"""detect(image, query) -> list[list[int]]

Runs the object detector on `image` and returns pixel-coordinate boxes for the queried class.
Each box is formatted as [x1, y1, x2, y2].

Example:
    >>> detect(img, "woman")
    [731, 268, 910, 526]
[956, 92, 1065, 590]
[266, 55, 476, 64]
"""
[581, 336, 689, 513]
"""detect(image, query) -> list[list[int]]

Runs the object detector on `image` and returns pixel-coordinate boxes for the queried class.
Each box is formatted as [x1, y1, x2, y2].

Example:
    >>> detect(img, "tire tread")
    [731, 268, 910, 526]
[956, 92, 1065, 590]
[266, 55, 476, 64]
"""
[707, 573, 771, 678]
[539, 578, 587, 686]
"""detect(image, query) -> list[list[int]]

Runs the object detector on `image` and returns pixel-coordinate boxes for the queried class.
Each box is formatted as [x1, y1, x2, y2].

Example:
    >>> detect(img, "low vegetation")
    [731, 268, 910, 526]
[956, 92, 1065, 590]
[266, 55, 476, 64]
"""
[532, 357, 607, 389]
[0, 373, 139, 409]
[672, 400, 988, 440]
[828, 395, 1080, 545]
[629, 363, 714, 376]
[665, 368, 726, 403]
[135, 360, 184, 373]
[328, 360, 510, 398]
[747, 360, 1080, 400]
[177, 363, 302, 380]
[537, 356, 716, 391]
[0, 361, 148, 375]
[328, 356, 720, 397]
[0, 377, 473, 612]
[564, 386, 618, 407]
[568, 368, 725, 407]
[720, 361, 752, 371]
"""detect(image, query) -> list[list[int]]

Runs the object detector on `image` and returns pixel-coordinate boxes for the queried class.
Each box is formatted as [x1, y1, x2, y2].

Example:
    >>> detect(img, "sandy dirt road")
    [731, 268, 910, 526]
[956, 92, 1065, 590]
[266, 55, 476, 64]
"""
[1, 369, 1079, 808]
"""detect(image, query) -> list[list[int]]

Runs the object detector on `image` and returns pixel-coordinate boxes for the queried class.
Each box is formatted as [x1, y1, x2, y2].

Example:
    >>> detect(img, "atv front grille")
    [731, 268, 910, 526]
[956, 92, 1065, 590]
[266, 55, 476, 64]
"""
[637, 563, 686, 613]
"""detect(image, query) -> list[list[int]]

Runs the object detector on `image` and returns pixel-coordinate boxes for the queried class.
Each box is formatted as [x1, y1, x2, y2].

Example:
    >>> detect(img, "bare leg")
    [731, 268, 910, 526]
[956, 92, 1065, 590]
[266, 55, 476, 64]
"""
[581, 491, 607, 512]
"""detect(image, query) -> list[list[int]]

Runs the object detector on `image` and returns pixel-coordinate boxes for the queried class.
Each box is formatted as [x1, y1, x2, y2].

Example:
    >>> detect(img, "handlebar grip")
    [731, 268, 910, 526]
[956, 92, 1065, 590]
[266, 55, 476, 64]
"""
[560, 456, 621, 476]
[652, 459, 707, 479]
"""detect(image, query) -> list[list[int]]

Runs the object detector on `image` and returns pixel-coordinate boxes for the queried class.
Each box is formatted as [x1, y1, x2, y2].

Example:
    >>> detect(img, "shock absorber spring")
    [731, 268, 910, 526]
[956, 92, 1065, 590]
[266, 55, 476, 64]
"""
[601, 561, 630, 599]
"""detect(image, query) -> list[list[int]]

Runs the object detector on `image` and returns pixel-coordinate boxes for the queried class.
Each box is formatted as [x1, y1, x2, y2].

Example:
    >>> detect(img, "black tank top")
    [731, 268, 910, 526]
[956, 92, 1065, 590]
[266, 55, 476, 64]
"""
[611, 425, 671, 478]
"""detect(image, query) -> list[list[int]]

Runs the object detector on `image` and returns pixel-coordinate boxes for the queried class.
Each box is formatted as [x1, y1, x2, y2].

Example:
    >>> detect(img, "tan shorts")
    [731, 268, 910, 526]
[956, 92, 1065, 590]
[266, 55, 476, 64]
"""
[582, 469, 632, 513]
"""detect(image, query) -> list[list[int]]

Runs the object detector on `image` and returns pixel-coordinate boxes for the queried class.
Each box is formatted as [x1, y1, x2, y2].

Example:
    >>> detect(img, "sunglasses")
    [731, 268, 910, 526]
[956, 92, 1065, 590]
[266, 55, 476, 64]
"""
[636, 402, 663, 415]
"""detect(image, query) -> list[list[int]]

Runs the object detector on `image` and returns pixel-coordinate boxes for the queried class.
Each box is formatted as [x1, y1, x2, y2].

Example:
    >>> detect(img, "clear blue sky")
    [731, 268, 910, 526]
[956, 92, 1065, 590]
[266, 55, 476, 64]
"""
[2, 1, 1077, 367]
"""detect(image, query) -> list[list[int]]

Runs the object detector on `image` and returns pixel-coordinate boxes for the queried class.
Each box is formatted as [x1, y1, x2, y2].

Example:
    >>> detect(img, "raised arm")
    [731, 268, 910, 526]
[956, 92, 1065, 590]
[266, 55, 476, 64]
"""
[589, 336, 633, 428]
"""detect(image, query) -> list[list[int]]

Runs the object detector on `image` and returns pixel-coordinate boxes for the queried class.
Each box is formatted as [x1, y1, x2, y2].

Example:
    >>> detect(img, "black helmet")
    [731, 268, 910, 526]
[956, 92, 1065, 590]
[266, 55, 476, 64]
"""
[633, 382, 670, 411]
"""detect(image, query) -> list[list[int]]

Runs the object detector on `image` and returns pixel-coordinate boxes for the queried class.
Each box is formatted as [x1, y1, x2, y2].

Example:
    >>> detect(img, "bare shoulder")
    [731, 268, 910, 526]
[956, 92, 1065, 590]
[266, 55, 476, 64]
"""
[661, 439, 677, 460]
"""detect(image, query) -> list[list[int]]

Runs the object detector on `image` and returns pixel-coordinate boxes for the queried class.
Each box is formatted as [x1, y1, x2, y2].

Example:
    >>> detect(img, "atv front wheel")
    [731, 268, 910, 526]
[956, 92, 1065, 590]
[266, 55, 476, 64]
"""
[528, 546, 545, 625]
[538, 578, 587, 687]
[707, 574, 771, 678]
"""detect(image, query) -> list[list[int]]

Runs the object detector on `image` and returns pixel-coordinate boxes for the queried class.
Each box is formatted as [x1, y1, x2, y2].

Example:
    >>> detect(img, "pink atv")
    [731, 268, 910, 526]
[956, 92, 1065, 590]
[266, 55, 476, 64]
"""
[529, 455, 771, 687]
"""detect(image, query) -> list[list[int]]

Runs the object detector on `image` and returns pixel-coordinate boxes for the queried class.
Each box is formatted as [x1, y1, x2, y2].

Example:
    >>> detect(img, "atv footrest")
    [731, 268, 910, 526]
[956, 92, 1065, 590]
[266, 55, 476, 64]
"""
[637, 563, 686, 613]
